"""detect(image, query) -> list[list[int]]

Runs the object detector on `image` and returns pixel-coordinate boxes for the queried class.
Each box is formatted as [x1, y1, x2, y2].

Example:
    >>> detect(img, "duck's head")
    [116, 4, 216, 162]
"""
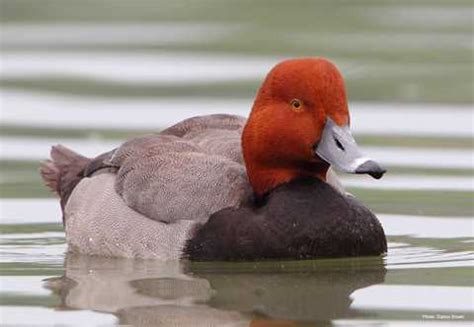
[242, 58, 386, 197]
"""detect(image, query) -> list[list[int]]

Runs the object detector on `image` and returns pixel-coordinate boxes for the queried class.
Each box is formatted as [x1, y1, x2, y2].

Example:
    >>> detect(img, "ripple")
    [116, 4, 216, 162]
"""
[386, 244, 474, 269]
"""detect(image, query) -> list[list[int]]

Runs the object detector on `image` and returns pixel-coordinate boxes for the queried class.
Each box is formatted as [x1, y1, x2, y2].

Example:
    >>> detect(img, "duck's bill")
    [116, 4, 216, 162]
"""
[314, 118, 386, 179]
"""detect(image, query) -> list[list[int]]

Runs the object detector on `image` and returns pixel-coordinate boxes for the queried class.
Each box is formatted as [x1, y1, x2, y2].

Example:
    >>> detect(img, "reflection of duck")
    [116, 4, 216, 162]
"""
[189, 259, 387, 323]
[44, 253, 386, 325]
[40, 58, 387, 260]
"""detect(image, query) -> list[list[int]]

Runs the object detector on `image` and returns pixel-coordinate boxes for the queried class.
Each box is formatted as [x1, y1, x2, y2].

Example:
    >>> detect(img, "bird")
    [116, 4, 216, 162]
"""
[40, 57, 387, 261]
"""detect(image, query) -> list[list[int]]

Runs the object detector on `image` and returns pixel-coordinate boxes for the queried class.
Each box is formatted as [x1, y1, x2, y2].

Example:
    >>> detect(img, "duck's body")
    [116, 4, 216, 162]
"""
[45, 114, 249, 259]
[41, 58, 387, 260]
[88, 114, 250, 225]
[186, 178, 386, 261]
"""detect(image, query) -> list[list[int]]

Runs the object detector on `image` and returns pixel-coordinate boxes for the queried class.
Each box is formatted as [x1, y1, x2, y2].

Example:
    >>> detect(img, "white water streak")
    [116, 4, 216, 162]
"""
[2, 90, 473, 137]
[342, 175, 474, 191]
[379, 214, 474, 239]
[351, 285, 474, 312]
[1, 22, 241, 47]
[0, 307, 117, 326]
[1, 52, 274, 84]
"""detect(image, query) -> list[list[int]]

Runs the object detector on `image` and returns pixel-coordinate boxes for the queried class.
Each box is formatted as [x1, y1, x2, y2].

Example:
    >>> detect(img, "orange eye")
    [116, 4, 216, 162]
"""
[290, 98, 303, 111]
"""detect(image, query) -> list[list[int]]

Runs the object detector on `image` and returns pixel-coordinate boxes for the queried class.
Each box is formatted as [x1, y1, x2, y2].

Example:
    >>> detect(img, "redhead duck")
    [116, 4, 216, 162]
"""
[40, 58, 387, 261]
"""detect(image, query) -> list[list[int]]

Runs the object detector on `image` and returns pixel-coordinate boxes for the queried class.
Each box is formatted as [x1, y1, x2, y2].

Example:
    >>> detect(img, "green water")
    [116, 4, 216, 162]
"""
[1, 0, 473, 326]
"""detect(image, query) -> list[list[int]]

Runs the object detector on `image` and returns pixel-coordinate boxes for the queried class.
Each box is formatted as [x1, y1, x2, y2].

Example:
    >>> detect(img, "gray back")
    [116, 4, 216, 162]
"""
[110, 114, 252, 224]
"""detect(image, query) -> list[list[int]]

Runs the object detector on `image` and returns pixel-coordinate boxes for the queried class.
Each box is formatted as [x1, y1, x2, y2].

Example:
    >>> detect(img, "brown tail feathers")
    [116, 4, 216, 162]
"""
[40, 145, 91, 218]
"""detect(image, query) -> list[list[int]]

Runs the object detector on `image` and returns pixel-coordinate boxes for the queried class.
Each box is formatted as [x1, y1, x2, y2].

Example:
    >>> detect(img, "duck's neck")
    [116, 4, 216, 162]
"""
[246, 163, 329, 199]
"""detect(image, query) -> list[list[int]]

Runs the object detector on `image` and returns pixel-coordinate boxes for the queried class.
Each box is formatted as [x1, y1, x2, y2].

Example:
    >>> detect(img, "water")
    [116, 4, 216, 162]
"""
[1, 0, 473, 325]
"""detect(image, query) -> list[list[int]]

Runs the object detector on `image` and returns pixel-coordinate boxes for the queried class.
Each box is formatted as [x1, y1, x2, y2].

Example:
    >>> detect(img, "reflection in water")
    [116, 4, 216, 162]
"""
[44, 254, 386, 326]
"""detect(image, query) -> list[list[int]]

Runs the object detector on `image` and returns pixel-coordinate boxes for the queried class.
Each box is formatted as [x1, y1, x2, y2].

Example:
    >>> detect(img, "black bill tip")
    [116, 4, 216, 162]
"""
[355, 160, 387, 179]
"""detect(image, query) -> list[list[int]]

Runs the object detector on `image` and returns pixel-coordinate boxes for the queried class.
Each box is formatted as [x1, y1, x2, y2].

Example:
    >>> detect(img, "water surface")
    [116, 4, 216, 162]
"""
[1, 0, 473, 325]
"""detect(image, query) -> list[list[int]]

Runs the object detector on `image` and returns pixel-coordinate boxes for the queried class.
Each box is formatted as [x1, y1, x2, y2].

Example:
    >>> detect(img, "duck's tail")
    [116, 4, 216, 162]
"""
[40, 145, 91, 217]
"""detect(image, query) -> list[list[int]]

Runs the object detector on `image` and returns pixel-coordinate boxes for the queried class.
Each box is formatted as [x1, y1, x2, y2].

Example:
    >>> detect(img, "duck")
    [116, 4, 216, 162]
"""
[40, 57, 387, 261]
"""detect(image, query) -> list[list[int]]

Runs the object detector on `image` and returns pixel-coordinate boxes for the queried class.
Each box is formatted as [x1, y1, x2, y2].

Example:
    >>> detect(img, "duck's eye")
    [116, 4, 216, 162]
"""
[290, 99, 303, 111]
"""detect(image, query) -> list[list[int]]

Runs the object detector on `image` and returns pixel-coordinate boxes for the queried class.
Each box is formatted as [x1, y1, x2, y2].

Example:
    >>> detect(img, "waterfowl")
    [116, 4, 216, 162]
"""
[40, 57, 387, 261]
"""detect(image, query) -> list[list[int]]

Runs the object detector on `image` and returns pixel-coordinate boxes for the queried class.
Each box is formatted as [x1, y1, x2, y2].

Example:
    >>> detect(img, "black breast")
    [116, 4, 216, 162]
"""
[184, 178, 387, 261]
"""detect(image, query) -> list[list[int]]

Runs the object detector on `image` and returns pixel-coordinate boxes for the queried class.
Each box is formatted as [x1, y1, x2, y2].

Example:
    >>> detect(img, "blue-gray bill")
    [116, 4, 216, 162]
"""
[315, 118, 386, 179]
